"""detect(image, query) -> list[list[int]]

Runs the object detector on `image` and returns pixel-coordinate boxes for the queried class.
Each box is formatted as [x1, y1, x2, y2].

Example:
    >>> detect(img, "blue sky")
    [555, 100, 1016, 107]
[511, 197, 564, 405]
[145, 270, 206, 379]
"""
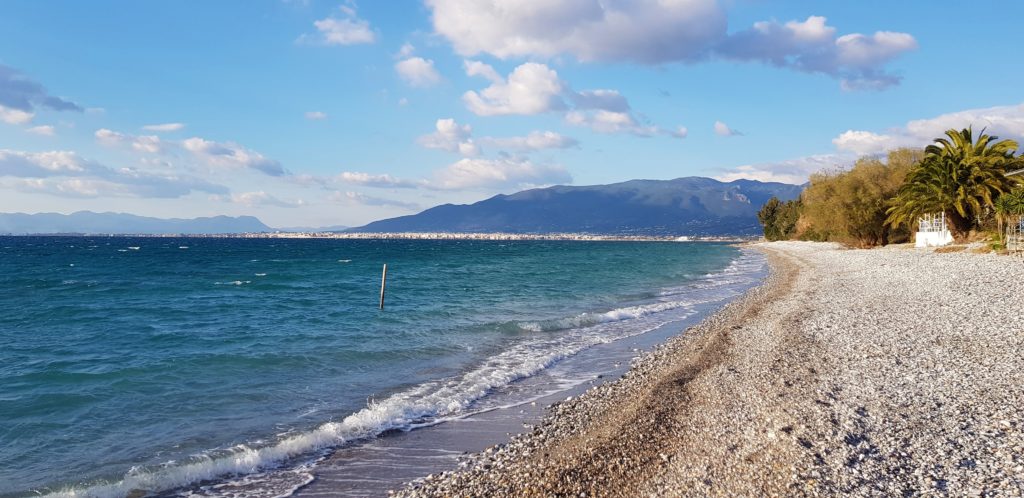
[2, 0, 1023, 228]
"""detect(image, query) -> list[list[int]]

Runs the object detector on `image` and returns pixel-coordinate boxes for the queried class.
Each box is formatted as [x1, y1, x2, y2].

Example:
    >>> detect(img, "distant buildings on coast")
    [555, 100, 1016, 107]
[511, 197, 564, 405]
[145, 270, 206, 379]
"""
[1, 231, 751, 242]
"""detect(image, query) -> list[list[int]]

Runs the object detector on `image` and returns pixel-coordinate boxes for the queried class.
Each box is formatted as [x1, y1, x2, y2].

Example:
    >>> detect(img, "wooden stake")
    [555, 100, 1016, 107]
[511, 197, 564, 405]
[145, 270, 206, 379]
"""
[379, 263, 388, 309]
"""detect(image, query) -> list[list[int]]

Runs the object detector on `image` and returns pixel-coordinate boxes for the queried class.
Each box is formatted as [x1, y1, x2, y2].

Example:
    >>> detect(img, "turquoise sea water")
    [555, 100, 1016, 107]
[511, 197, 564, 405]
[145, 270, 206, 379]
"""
[0, 237, 762, 497]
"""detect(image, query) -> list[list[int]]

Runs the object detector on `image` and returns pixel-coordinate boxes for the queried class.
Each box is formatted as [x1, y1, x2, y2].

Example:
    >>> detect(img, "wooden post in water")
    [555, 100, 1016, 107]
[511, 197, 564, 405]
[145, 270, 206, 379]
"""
[379, 263, 388, 309]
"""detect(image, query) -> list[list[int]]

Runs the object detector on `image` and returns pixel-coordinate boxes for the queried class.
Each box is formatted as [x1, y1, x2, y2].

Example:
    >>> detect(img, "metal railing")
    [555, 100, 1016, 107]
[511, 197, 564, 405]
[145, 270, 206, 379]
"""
[1007, 217, 1024, 253]
[918, 212, 947, 233]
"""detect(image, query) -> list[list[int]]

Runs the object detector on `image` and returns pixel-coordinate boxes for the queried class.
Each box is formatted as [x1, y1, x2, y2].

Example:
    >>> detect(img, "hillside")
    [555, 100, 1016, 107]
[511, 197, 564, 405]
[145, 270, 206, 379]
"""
[353, 177, 803, 236]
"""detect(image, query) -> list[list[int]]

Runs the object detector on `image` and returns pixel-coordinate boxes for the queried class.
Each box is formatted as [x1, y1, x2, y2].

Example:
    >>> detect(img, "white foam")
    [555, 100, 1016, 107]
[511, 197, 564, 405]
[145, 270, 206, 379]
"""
[44, 249, 766, 498]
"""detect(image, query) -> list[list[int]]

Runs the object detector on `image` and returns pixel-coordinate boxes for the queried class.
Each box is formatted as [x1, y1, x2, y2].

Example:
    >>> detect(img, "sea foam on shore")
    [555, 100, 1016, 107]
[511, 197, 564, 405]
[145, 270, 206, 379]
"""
[395, 242, 1024, 497]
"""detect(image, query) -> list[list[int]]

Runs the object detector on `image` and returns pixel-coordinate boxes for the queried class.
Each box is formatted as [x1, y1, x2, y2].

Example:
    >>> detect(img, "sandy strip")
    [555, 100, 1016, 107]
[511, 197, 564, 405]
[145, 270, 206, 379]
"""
[393, 242, 1024, 497]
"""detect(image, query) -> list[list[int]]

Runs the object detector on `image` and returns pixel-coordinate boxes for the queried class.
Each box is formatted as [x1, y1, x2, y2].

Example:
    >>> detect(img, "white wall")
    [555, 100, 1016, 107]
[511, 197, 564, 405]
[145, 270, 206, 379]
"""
[915, 230, 953, 247]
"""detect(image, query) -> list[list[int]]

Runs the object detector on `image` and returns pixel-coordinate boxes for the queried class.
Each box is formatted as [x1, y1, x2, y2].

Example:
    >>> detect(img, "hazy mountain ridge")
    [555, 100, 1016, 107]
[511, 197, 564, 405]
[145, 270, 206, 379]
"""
[352, 177, 803, 236]
[0, 211, 272, 235]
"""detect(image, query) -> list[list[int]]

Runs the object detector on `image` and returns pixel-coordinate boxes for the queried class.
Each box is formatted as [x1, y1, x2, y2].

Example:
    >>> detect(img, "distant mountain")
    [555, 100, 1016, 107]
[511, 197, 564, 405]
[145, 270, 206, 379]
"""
[275, 224, 350, 233]
[353, 177, 804, 236]
[0, 211, 273, 235]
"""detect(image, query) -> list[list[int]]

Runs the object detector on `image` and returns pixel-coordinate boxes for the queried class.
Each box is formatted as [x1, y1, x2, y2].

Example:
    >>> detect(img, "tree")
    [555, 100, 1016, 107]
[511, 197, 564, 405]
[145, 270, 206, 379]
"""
[798, 148, 921, 247]
[757, 197, 800, 241]
[994, 188, 1024, 243]
[887, 127, 1021, 242]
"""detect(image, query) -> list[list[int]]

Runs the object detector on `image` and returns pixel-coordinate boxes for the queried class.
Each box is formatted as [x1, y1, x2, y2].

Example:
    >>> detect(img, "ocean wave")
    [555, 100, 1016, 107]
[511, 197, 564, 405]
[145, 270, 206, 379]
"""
[42, 249, 766, 498]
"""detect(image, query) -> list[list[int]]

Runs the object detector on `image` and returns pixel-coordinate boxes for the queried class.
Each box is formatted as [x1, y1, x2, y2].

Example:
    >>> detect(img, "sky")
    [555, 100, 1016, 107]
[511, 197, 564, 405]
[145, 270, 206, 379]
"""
[1, 0, 1023, 228]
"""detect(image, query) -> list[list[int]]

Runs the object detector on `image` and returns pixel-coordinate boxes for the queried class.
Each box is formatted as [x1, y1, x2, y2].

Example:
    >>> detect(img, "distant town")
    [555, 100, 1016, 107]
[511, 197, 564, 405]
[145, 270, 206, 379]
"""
[1, 231, 754, 243]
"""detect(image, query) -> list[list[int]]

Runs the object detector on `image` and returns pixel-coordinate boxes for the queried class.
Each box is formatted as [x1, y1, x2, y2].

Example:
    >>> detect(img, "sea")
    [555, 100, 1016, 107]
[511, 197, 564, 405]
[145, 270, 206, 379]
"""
[0, 237, 766, 497]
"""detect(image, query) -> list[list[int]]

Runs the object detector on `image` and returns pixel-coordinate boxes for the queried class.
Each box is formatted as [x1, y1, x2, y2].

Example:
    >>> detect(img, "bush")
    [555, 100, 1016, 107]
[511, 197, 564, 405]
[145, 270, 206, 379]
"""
[757, 196, 801, 241]
[797, 148, 921, 247]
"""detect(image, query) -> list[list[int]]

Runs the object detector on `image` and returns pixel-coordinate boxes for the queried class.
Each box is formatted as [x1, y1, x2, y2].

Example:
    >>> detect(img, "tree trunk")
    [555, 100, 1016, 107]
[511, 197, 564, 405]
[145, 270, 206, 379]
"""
[946, 210, 973, 243]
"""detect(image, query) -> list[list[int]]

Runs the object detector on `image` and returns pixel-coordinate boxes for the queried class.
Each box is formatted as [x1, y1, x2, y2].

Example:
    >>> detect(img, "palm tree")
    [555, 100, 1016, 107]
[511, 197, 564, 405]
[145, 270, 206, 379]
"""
[887, 127, 1021, 242]
[994, 188, 1024, 244]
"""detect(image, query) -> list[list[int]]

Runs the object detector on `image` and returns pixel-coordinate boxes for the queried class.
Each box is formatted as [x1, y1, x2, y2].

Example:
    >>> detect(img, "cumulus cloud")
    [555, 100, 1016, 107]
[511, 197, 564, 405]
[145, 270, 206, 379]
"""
[395, 57, 442, 87]
[26, 125, 55, 136]
[301, 3, 376, 46]
[714, 121, 742, 137]
[480, 131, 578, 151]
[427, 0, 726, 64]
[718, 16, 917, 90]
[832, 103, 1024, 156]
[671, 126, 689, 139]
[95, 128, 164, 154]
[427, 3, 914, 89]
[433, 156, 571, 190]
[329, 190, 419, 210]
[565, 110, 658, 137]
[0, 106, 34, 125]
[335, 171, 422, 189]
[183, 137, 286, 176]
[463, 62, 566, 116]
[304, 111, 328, 120]
[0, 64, 82, 124]
[417, 118, 479, 156]
[214, 191, 305, 208]
[0, 149, 227, 198]
[141, 123, 185, 132]
[463, 62, 657, 136]
[418, 118, 578, 155]
[714, 154, 850, 184]
[463, 60, 502, 83]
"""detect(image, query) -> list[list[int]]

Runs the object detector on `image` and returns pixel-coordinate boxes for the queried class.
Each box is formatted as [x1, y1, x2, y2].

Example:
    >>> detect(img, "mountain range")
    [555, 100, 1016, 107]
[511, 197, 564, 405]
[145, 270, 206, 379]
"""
[1, 177, 803, 236]
[0, 211, 272, 235]
[352, 177, 803, 236]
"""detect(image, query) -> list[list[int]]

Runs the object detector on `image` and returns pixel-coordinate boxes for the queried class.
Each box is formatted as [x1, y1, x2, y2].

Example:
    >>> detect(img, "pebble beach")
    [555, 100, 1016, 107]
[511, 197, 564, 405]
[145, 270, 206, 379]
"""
[394, 242, 1024, 497]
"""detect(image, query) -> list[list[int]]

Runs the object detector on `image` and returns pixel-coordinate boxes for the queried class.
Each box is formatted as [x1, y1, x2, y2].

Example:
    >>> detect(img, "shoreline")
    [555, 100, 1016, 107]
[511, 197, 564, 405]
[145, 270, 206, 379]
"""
[0, 233, 752, 243]
[393, 242, 1024, 497]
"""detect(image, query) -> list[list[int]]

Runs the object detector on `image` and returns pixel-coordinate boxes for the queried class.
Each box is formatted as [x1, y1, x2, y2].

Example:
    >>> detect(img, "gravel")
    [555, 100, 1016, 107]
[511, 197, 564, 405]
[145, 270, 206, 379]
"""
[392, 242, 1024, 497]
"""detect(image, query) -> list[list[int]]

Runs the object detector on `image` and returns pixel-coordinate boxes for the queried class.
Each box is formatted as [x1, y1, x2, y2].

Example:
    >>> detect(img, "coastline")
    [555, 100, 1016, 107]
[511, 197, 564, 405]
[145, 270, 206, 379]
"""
[392, 242, 1024, 497]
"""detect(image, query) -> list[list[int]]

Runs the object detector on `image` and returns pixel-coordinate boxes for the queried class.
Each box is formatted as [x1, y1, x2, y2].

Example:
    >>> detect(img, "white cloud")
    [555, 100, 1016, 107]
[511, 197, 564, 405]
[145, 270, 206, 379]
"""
[329, 190, 419, 210]
[463, 62, 566, 116]
[26, 125, 55, 136]
[395, 57, 442, 87]
[0, 149, 227, 198]
[141, 123, 185, 132]
[427, 0, 726, 64]
[671, 126, 688, 139]
[302, 4, 376, 46]
[215, 191, 304, 208]
[95, 128, 164, 153]
[427, 4, 914, 89]
[433, 156, 571, 190]
[0, 105, 34, 124]
[417, 118, 479, 156]
[565, 110, 658, 137]
[305, 111, 328, 120]
[715, 154, 850, 184]
[463, 62, 657, 136]
[397, 43, 416, 58]
[832, 103, 1024, 156]
[718, 16, 917, 90]
[714, 121, 742, 137]
[831, 130, 901, 156]
[481, 131, 578, 151]
[335, 171, 422, 189]
[183, 137, 286, 176]
[463, 60, 502, 83]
